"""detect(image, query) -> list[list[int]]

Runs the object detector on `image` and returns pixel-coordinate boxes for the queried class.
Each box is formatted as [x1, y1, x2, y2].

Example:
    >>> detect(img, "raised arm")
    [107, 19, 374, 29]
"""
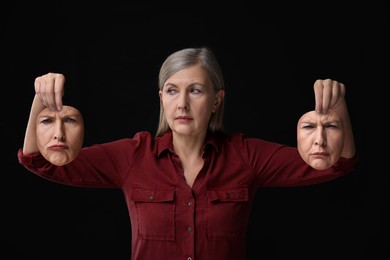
[23, 73, 66, 155]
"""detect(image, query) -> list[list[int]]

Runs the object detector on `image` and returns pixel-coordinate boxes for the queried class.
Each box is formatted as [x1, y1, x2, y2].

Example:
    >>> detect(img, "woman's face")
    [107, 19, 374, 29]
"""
[297, 110, 344, 170]
[36, 105, 84, 166]
[159, 64, 223, 137]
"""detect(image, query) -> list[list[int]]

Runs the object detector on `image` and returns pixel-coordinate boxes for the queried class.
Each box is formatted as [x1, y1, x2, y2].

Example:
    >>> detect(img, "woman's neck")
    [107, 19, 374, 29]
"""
[172, 131, 206, 160]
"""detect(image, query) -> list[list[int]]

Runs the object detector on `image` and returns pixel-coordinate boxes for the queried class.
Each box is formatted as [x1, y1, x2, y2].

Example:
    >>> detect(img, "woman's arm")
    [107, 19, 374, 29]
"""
[23, 73, 65, 154]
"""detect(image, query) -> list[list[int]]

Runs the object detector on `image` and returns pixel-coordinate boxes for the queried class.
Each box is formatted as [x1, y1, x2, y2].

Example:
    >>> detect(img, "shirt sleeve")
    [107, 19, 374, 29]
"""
[242, 136, 358, 187]
[17, 131, 154, 188]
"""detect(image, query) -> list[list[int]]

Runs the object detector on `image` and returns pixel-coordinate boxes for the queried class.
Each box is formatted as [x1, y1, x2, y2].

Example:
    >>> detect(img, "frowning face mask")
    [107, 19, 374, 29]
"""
[297, 110, 344, 170]
[36, 106, 84, 166]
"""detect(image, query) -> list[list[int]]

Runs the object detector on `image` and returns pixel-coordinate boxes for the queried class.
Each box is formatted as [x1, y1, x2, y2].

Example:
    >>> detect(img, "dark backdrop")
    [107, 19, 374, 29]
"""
[2, 2, 388, 259]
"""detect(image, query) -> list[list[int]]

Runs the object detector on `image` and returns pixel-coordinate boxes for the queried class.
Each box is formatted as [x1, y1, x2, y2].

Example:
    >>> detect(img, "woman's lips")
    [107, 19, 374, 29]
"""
[49, 144, 69, 149]
[175, 116, 193, 122]
[310, 152, 330, 158]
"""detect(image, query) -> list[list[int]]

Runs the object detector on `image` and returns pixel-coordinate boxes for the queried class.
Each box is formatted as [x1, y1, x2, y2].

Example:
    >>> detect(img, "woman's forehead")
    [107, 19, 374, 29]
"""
[299, 110, 340, 123]
[38, 106, 82, 117]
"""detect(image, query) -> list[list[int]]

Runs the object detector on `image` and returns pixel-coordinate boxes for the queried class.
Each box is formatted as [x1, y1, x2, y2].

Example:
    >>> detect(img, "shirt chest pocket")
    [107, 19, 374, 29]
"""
[206, 187, 249, 240]
[130, 187, 175, 241]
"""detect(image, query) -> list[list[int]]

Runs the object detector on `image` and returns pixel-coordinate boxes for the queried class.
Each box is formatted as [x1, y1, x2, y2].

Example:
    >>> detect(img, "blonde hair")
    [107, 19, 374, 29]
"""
[156, 47, 225, 137]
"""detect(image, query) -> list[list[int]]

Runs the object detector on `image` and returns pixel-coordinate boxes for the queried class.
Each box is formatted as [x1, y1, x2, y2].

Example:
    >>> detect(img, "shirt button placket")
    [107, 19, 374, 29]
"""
[186, 199, 194, 260]
[187, 201, 194, 233]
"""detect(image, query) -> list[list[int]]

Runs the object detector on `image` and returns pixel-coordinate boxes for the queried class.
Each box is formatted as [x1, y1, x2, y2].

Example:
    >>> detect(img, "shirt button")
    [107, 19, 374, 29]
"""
[187, 257, 192, 260]
[148, 195, 154, 200]
[187, 226, 193, 232]
[187, 201, 193, 206]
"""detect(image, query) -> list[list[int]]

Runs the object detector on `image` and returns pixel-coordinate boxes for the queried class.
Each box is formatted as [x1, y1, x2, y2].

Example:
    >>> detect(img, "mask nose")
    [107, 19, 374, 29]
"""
[53, 121, 65, 142]
[314, 130, 326, 147]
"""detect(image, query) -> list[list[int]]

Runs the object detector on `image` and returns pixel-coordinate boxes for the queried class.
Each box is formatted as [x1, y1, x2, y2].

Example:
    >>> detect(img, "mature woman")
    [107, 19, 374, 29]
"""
[18, 47, 356, 260]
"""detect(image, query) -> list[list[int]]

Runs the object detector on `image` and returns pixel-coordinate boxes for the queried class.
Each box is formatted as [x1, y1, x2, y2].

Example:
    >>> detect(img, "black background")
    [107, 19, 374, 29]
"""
[2, 2, 389, 259]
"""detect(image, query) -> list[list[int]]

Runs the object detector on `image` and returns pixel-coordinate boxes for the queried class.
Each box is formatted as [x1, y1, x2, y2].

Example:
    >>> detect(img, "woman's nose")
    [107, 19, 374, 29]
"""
[177, 93, 189, 110]
[314, 130, 326, 147]
[178, 104, 188, 110]
[54, 123, 65, 141]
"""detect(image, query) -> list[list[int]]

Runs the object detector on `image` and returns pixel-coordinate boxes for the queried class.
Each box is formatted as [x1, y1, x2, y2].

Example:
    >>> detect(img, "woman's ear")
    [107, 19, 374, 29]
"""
[213, 89, 225, 111]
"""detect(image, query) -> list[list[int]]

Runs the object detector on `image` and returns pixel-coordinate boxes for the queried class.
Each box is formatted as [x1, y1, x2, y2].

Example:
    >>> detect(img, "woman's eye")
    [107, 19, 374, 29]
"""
[64, 118, 77, 123]
[167, 88, 177, 95]
[325, 124, 338, 129]
[190, 88, 201, 94]
[40, 118, 53, 125]
[302, 124, 314, 129]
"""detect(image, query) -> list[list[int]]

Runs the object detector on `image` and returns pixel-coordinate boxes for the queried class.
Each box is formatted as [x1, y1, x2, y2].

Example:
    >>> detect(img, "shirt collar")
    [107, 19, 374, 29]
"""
[157, 130, 220, 157]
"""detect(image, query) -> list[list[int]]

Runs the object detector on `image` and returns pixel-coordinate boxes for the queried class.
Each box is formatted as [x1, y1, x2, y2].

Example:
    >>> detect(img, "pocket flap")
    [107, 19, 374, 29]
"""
[206, 187, 248, 202]
[130, 186, 175, 202]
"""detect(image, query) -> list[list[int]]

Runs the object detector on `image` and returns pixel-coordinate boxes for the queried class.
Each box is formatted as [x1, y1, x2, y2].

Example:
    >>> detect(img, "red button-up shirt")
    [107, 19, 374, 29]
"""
[18, 131, 357, 260]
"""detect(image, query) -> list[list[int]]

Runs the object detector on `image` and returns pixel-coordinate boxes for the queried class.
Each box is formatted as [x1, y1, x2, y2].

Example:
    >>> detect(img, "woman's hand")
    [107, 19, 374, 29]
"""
[314, 79, 346, 114]
[34, 72, 66, 111]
